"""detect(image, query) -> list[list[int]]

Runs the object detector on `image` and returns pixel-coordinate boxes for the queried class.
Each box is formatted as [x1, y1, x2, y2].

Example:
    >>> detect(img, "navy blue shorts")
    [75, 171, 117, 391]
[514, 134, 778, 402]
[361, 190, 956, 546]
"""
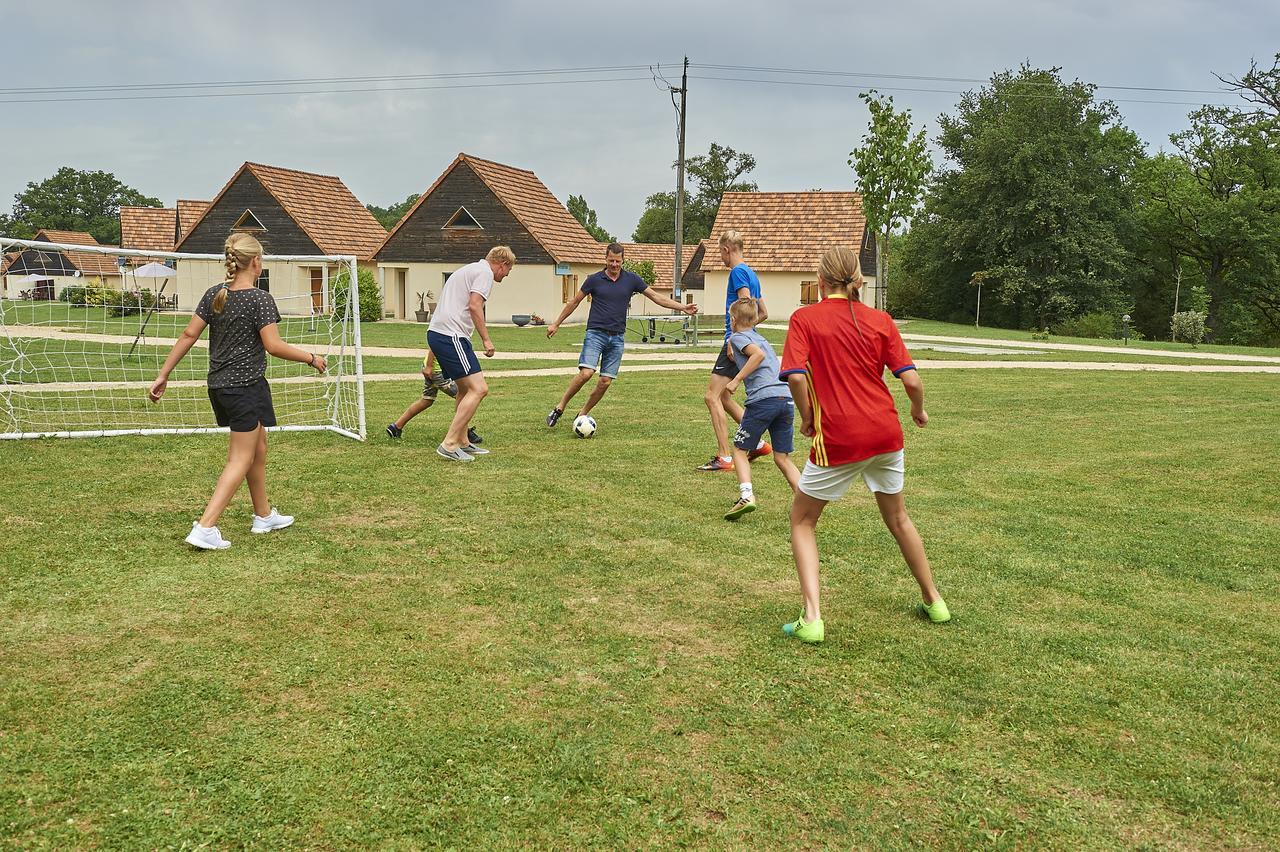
[427, 330, 482, 381]
[734, 395, 794, 454]
[208, 376, 276, 432]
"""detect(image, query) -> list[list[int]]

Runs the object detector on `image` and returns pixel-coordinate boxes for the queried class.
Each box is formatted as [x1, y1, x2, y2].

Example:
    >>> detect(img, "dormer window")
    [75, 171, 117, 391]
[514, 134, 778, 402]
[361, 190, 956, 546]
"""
[442, 206, 482, 230]
[233, 209, 267, 231]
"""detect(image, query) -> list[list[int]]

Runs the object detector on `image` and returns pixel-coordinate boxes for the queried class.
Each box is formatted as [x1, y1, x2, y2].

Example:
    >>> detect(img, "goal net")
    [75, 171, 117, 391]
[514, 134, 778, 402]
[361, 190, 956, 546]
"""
[0, 236, 365, 440]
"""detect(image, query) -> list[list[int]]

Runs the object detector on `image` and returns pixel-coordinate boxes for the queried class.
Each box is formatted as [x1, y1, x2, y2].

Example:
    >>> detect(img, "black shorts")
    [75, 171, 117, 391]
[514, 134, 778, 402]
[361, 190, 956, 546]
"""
[208, 377, 277, 432]
[711, 343, 738, 379]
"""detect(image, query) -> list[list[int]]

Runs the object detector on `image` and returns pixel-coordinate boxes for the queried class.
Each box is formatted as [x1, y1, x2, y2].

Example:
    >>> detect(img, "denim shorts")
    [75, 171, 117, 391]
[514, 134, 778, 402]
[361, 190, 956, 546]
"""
[733, 395, 794, 454]
[579, 328, 626, 379]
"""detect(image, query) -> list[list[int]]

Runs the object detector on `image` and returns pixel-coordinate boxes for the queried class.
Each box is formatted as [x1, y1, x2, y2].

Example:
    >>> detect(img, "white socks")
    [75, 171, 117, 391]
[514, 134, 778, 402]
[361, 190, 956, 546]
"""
[740, 482, 754, 500]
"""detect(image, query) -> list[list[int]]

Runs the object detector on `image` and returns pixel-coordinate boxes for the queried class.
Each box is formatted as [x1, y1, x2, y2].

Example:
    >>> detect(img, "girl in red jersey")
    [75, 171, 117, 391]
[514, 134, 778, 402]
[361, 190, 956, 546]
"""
[776, 246, 949, 643]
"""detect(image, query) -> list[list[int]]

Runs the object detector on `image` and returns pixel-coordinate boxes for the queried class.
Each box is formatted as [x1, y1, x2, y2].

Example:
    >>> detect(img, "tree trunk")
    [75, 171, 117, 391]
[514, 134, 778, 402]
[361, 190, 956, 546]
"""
[877, 229, 889, 312]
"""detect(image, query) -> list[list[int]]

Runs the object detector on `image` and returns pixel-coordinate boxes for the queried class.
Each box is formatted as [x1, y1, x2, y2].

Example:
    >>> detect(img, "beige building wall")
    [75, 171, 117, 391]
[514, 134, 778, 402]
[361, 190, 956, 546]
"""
[173, 260, 340, 316]
[703, 269, 877, 323]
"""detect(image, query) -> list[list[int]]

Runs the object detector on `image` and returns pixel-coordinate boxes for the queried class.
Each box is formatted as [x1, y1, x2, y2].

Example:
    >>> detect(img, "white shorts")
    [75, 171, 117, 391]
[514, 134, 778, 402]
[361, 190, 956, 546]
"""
[798, 450, 905, 501]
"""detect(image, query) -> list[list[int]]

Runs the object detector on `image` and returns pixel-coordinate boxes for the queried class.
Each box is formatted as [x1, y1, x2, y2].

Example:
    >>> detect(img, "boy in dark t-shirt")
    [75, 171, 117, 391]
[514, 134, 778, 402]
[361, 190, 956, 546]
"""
[544, 243, 697, 428]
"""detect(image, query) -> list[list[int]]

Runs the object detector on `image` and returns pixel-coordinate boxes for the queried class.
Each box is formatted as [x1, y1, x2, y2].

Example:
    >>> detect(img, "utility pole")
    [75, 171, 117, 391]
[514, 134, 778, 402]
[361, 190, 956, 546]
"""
[672, 56, 688, 303]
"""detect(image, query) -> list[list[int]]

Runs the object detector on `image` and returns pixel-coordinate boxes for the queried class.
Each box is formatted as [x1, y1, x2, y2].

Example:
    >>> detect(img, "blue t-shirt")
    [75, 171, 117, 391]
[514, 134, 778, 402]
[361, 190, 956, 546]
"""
[724, 263, 762, 339]
[581, 269, 649, 335]
[728, 328, 791, 404]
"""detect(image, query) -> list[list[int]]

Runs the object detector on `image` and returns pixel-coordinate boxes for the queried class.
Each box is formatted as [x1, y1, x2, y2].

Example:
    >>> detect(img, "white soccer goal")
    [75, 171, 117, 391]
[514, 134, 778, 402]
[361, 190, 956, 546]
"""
[0, 236, 365, 440]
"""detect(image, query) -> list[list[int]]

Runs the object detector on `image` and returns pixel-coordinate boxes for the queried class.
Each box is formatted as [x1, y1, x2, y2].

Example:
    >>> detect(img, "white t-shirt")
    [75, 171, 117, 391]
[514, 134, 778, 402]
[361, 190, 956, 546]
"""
[428, 259, 495, 338]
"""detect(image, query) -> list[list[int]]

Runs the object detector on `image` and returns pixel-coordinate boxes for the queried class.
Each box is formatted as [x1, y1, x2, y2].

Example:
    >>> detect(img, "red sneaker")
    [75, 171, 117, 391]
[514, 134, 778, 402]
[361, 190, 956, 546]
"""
[748, 442, 772, 460]
[696, 455, 733, 471]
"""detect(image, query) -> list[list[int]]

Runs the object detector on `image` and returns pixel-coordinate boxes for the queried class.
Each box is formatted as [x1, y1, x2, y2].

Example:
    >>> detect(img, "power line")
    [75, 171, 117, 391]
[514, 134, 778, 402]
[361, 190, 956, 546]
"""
[0, 64, 669, 96]
[688, 74, 1239, 108]
[0, 75, 656, 106]
[694, 62, 1229, 96]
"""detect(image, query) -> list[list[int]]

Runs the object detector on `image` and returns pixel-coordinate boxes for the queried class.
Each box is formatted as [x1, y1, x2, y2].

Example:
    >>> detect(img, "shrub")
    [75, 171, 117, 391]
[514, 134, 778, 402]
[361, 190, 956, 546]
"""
[1052, 311, 1121, 340]
[106, 289, 160, 317]
[1171, 310, 1208, 346]
[1030, 327, 1052, 341]
[331, 267, 381, 324]
[82, 283, 116, 307]
[623, 259, 657, 288]
[59, 285, 87, 306]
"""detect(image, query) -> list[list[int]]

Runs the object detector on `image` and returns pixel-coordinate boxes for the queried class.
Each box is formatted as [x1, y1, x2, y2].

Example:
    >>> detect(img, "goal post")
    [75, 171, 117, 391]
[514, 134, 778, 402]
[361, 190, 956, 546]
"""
[0, 236, 366, 441]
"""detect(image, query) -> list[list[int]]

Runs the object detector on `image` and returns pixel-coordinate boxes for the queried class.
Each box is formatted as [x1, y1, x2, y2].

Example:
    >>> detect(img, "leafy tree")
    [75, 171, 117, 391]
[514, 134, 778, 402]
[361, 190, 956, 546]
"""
[905, 66, 1143, 329]
[622, 259, 656, 287]
[567, 194, 613, 243]
[632, 143, 758, 243]
[848, 91, 932, 311]
[0, 212, 33, 240]
[366, 193, 420, 230]
[1216, 52, 1280, 117]
[9, 167, 162, 245]
[1136, 106, 1280, 342]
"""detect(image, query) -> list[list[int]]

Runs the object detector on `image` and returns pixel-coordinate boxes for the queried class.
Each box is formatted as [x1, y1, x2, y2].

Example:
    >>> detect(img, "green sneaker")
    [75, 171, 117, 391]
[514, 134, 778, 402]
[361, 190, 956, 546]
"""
[782, 613, 825, 643]
[920, 598, 951, 624]
[724, 496, 757, 520]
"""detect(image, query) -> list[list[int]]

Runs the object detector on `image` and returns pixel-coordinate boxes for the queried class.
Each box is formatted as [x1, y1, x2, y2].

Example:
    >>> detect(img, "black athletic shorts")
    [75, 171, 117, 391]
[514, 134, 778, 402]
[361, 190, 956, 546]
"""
[711, 343, 738, 379]
[208, 376, 277, 432]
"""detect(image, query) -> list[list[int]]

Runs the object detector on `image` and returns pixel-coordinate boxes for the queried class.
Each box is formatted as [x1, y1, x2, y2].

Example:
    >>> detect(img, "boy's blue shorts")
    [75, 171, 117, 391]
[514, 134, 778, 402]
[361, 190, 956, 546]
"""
[734, 396, 794, 454]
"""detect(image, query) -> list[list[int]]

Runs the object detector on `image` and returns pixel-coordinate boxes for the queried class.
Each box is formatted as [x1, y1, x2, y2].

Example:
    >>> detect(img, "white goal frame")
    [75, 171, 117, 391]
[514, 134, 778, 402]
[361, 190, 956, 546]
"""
[0, 236, 366, 441]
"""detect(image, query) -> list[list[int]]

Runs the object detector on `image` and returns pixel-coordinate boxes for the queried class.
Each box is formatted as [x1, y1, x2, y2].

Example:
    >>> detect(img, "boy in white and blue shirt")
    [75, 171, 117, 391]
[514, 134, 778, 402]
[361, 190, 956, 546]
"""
[722, 297, 801, 519]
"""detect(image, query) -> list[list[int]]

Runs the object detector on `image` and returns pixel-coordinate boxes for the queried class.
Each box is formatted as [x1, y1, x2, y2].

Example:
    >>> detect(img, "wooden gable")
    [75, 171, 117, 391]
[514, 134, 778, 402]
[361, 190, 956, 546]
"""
[179, 169, 321, 256]
[375, 161, 553, 265]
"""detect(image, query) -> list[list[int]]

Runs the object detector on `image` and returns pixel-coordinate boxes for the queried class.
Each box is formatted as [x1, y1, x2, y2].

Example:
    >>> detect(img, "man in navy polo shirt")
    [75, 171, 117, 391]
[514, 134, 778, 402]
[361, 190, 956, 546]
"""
[545, 242, 697, 427]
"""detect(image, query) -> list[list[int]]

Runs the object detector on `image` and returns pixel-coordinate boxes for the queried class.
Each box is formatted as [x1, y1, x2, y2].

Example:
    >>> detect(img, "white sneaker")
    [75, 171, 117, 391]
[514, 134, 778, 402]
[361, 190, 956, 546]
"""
[185, 522, 231, 550]
[436, 443, 474, 462]
[251, 508, 295, 534]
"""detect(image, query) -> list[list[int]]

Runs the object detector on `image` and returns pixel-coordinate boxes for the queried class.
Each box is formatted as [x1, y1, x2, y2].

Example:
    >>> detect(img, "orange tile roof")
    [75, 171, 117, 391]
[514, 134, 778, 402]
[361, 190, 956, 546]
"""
[120, 206, 177, 252]
[707, 192, 867, 272]
[461, 155, 604, 264]
[379, 154, 605, 264]
[176, 164, 387, 260]
[176, 199, 210, 240]
[32, 229, 120, 277]
[617, 242, 704, 290]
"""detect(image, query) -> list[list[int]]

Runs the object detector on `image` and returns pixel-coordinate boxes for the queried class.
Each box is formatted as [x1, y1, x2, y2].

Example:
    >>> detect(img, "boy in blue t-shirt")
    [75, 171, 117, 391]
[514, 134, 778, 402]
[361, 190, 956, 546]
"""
[722, 297, 800, 519]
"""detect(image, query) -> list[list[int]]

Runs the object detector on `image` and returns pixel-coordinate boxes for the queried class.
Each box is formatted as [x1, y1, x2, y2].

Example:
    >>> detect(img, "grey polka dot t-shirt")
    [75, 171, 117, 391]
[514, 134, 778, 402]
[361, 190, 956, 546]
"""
[195, 285, 282, 389]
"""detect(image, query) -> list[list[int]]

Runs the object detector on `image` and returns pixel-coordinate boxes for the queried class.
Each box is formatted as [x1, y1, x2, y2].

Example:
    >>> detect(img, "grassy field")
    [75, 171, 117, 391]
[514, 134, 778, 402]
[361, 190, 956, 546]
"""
[2, 367, 1277, 848]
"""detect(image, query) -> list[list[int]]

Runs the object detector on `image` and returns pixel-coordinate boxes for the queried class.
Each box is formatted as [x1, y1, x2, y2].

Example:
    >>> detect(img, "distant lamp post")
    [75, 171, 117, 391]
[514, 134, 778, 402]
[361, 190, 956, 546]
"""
[970, 273, 984, 328]
[1121, 314, 1131, 345]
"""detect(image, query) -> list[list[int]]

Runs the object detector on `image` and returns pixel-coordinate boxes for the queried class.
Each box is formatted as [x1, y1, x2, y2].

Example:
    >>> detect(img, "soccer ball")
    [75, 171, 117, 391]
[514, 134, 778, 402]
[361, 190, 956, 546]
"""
[572, 414, 597, 438]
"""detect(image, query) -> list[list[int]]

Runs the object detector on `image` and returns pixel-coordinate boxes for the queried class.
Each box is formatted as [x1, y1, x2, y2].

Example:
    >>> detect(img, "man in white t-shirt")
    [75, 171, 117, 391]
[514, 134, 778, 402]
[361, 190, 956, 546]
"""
[427, 245, 516, 461]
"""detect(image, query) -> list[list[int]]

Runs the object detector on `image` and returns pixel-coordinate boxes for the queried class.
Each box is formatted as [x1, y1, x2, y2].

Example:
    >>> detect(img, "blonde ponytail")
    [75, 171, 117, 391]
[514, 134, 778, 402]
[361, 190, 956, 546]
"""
[215, 233, 264, 314]
[818, 245, 868, 344]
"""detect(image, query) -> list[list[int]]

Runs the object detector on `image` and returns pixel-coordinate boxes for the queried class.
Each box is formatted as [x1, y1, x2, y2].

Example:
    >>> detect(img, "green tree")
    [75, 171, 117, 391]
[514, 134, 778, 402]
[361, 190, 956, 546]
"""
[848, 91, 932, 311]
[622, 259, 656, 287]
[9, 167, 162, 245]
[1135, 107, 1280, 342]
[365, 193, 420, 230]
[631, 143, 758, 243]
[567, 194, 613, 243]
[906, 66, 1143, 329]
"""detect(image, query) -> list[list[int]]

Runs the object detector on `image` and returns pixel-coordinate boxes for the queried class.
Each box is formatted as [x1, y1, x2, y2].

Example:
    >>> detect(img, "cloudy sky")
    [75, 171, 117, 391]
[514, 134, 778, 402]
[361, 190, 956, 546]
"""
[3, 0, 1276, 240]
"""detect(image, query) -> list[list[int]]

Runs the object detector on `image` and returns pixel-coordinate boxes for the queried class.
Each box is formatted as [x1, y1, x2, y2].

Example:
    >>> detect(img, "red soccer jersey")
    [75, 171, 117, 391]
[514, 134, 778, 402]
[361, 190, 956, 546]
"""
[780, 295, 915, 466]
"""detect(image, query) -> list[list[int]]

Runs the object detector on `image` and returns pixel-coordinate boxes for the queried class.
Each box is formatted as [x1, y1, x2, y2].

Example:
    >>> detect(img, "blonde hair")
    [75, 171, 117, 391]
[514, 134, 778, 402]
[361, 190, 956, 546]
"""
[486, 245, 517, 265]
[215, 232, 263, 314]
[729, 297, 758, 329]
[719, 230, 745, 251]
[818, 245, 863, 291]
[818, 245, 872, 346]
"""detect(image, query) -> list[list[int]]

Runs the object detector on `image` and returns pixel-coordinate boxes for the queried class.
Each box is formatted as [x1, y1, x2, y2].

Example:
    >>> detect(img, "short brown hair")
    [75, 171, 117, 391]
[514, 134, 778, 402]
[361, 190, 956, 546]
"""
[605, 242, 625, 258]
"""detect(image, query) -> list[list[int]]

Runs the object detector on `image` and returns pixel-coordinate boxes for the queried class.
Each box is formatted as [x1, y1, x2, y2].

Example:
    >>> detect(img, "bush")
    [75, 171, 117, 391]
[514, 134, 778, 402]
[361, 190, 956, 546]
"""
[331, 267, 381, 324]
[622, 259, 657, 288]
[1030, 328, 1052, 341]
[58, 285, 87, 306]
[106, 289, 160, 317]
[1052, 311, 1119, 340]
[1171, 310, 1208, 346]
[82, 283, 116, 307]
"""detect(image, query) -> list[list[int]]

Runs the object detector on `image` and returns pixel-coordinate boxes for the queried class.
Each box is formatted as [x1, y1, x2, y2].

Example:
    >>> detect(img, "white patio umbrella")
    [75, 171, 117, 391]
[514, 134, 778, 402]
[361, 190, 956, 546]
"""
[15, 273, 53, 283]
[129, 262, 177, 279]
